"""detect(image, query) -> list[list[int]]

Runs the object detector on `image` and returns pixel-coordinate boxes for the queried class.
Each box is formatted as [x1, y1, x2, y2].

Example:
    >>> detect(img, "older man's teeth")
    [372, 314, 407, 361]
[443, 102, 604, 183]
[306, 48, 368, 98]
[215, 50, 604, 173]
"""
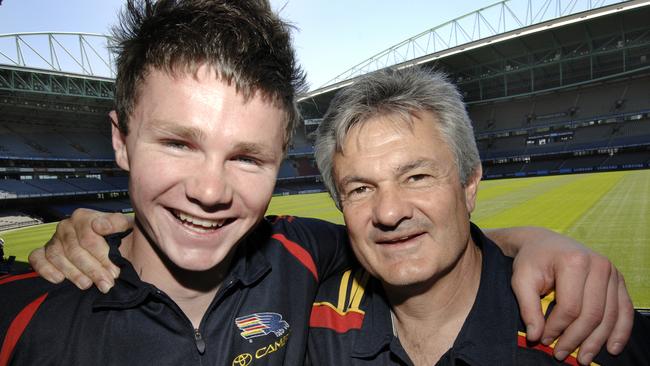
[176, 211, 225, 228]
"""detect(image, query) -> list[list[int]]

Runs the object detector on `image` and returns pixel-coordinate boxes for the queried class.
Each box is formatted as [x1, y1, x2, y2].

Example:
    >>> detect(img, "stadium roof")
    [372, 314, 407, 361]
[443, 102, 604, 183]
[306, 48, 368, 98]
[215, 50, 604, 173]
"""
[0, 32, 114, 79]
[299, 0, 650, 118]
[314, 0, 635, 90]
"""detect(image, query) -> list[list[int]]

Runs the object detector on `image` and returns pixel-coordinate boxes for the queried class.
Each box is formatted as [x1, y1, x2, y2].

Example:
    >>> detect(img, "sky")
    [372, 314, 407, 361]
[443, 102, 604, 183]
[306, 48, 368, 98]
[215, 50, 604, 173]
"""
[0, 0, 496, 90]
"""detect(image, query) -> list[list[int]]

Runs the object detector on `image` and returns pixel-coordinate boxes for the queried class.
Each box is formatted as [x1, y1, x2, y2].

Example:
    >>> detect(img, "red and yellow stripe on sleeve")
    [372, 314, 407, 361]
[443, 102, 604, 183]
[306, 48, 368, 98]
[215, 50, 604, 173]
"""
[310, 269, 370, 333]
[517, 292, 601, 366]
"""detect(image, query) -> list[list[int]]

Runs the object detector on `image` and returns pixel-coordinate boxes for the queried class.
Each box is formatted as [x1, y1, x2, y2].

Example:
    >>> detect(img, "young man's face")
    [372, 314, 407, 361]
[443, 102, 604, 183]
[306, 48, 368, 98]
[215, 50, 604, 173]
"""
[111, 64, 286, 271]
[334, 113, 481, 288]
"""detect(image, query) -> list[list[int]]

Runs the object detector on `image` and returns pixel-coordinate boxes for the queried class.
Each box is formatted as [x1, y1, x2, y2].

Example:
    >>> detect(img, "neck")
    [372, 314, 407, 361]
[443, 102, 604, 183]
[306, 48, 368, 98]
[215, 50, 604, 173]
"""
[119, 223, 232, 328]
[385, 238, 482, 366]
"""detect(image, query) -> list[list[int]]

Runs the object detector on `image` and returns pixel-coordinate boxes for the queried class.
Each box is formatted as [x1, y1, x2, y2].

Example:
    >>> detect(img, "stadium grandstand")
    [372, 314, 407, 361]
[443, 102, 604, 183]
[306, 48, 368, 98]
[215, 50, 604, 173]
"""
[0, 0, 649, 220]
[291, 0, 650, 194]
[0, 32, 129, 226]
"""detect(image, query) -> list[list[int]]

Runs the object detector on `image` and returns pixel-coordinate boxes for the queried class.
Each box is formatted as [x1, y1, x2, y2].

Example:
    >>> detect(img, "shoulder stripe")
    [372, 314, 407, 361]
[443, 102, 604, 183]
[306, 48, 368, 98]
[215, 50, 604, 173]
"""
[272, 233, 318, 281]
[516, 332, 601, 366]
[541, 291, 555, 316]
[0, 292, 49, 366]
[310, 269, 370, 333]
[310, 302, 364, 333]
[515, 293, 601, 366]
[0, 272, 39, 286]
[336, 270, 352, 310]
[269, 215, 295, 224]
[348, 270, 369, 310]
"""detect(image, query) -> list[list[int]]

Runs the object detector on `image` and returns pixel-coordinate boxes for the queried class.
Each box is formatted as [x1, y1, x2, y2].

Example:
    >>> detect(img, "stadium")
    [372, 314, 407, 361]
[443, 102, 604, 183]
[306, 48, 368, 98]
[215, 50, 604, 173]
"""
[0, 0, 648, 316]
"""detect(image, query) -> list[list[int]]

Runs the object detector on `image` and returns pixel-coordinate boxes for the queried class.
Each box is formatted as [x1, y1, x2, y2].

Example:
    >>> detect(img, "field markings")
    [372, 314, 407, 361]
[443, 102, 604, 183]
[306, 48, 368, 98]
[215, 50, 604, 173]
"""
[565, 170, 650, 307]
[474, 172, 624, 233]
[474, 174, 585, 222]
[268, 192, 343, 224]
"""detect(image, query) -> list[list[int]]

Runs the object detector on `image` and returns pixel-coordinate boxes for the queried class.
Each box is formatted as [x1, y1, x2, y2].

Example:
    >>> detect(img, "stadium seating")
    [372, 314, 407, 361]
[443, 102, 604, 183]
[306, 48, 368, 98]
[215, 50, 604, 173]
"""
[278, 161, 299, 178]
[0, 179, 49, 197]
[64, 177, 120, 192]
[0, 120, 113, 160]
[0, 212, 43, 231]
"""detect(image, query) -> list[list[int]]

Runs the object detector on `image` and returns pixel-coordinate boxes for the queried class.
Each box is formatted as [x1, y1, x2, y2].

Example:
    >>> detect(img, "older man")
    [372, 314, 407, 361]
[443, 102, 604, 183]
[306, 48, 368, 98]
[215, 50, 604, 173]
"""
[308, 67, 649, 365]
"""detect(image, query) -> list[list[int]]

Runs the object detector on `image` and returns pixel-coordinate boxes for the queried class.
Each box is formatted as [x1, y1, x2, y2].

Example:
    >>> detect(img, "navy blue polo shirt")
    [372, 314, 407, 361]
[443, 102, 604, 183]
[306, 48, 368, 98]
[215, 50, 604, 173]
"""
[0, 216, 351, 366]
[308, 223, 650, 365]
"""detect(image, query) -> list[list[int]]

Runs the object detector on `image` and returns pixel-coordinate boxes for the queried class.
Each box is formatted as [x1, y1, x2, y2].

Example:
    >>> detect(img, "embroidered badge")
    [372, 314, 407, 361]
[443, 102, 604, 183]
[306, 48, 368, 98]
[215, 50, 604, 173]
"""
[235, 312, 290, 340]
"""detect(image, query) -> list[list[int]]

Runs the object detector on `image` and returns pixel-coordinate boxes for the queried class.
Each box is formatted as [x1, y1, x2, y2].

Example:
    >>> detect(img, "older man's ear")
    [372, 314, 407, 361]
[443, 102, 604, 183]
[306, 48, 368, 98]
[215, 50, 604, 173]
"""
[464, 165, 482, 214]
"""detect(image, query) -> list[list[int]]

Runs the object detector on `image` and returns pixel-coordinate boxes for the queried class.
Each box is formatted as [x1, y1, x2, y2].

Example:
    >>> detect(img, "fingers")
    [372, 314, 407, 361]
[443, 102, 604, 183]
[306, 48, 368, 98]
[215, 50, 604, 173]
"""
[28, 209, 125, 294]
[44, 235, 93, 290]
[511, 261, 551, 342]
[61, 236, 115, 293]
[90, 212, 134, 236]
[606, 272, 634, 355]
[541, 252, 592, 349]
[28, 247, 64, 284]
[81, 213, 132, 279]
[58, 210, 121, 292]
[572, 263, 619, 364]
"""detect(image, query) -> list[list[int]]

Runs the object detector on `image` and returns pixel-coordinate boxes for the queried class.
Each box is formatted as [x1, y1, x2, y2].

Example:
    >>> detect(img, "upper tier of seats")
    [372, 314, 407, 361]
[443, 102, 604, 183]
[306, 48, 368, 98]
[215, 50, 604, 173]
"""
[0, 176, 127, 198]
[0, 120, 113, 160]
[468, 76, 650, 135]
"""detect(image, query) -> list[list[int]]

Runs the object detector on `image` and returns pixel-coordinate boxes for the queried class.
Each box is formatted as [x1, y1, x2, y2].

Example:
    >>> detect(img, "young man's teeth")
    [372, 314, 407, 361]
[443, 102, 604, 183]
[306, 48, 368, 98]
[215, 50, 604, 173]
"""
[176, 211, 224, 228]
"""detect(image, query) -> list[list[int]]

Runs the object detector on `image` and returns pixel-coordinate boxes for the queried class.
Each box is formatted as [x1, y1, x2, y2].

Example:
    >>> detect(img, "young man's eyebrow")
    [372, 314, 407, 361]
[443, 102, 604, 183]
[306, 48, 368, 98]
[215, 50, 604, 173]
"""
[149, 120, 205, 141]
[232, 142, 278, 161]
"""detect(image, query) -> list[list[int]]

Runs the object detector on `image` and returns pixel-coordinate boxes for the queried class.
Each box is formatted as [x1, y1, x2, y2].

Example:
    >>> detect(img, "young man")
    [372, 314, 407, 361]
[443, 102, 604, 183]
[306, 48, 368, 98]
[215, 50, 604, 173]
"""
[1, 1, 349, 364]
[308, 67, 649, 365]
[15, 0, 633, 365]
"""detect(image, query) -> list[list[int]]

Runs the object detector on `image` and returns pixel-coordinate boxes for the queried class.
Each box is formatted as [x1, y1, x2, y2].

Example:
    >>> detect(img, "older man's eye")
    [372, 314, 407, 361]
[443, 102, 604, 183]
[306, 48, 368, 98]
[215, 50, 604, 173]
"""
[353, 186, 366, 194]
[348, 186, 370, 197]
[408, 174, 430, 182]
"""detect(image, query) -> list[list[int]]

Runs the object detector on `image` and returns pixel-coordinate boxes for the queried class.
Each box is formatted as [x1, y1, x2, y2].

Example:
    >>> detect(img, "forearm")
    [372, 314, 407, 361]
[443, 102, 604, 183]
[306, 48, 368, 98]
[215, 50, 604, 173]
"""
[484, 226, 553, 258]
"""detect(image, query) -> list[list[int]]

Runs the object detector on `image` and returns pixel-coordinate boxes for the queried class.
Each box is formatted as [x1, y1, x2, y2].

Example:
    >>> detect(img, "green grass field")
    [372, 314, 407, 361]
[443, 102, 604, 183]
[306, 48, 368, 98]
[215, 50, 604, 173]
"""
[3, 169, 649, 307]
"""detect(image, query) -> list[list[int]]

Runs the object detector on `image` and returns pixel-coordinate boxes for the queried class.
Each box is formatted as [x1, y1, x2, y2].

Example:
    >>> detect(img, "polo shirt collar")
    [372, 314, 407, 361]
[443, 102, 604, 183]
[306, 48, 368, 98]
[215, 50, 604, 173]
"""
[92, 223, 272, 309]
[448, 223, 519, 366]
[350, 223, 520, 366]
[227, 221, 273, 286]
[350, 278, 412, 364]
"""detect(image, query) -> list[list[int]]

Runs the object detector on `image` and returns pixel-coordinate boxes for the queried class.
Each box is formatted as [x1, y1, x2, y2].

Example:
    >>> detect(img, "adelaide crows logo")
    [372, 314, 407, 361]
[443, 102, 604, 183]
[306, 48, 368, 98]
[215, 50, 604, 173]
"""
[235, 312, 290, 340]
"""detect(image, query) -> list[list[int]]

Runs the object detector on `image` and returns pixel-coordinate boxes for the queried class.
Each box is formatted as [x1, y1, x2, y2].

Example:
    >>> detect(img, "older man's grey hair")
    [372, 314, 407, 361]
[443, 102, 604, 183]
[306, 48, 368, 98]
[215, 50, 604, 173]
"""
[314, 67, 481, 209]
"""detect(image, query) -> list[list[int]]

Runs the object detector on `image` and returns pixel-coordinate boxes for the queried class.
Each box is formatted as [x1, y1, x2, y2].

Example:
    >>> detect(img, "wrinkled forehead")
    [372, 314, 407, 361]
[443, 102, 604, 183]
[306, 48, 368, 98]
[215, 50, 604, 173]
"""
[338, 110, 438, 153]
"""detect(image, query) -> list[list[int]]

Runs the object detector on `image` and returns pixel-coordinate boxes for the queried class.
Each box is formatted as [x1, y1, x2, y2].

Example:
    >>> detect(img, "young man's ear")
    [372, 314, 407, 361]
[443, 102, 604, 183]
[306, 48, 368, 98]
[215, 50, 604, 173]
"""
[464, 164, 482, 214]
[109, 111, 130, 172]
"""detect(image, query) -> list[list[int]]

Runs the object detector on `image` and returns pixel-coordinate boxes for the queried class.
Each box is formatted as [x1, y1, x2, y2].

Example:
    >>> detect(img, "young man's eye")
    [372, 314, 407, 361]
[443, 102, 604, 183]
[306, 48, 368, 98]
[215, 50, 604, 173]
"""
[234, 155, 260, 165]
[162, 140, 189, 150]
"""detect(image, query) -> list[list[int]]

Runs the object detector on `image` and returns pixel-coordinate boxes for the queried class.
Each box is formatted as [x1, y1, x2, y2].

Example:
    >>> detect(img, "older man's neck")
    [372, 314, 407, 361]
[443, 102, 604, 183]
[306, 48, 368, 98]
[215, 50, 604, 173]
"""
[119, 229, 231, 328]
[384, 241, 482, 366]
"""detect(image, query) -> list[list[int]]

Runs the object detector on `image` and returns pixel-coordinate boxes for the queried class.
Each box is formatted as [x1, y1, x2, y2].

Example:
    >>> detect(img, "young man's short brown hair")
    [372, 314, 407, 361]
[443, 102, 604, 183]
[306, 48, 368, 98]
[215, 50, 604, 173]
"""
[112, 0, 305, 149]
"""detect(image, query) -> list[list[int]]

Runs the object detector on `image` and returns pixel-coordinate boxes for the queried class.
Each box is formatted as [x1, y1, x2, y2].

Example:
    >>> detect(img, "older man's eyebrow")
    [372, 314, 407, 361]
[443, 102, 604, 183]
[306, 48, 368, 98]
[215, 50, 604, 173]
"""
[149, 120, 205, 142]
[394, 158, 439, 176]
[337, 174, 367, 189]
[337, 159, 440, 188]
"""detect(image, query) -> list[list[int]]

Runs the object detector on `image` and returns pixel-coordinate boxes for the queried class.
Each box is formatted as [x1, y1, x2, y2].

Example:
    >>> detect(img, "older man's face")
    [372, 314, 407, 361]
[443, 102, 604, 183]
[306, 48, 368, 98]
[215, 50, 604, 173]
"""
[333, 112, 481, 288]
